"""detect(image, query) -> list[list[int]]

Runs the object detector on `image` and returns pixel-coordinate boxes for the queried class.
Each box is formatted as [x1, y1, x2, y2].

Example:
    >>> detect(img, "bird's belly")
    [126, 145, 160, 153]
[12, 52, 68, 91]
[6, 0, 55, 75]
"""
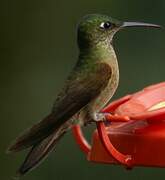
[90, 70, 119, 112]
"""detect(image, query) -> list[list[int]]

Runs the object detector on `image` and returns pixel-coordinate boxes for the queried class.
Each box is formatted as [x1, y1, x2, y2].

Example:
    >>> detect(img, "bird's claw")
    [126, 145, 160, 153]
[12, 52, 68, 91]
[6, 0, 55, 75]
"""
[85, 112, 130, 126]
[93, 112, 130, 123]
[93, 112, 107, 122]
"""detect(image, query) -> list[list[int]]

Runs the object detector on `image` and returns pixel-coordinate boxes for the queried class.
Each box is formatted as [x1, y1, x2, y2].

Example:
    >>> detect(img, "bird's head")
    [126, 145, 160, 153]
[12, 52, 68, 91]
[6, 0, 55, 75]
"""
[77, 14, 161, 49]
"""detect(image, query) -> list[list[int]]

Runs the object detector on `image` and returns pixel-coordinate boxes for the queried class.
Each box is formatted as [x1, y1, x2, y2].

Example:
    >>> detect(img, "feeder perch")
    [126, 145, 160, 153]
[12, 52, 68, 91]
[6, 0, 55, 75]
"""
[72, 82, 165, 169]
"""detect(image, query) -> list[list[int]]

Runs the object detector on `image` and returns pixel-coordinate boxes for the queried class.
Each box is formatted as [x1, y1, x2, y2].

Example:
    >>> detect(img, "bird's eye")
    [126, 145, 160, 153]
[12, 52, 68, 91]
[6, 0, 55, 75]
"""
[100, 21, 112, 30]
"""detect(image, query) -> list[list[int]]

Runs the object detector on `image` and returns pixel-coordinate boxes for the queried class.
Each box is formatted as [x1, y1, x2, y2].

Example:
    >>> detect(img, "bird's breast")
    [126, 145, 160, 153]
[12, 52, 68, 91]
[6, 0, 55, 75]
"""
[90, 59, 119, 112]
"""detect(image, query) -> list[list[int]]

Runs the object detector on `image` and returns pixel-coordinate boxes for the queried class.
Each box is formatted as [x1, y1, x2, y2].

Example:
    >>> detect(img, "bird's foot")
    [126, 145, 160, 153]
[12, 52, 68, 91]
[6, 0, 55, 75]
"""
[84, 112, 130, 126]
[93, 112, 130, 123]
[83, 113, 107, 126]
[93, 112, 107, 122]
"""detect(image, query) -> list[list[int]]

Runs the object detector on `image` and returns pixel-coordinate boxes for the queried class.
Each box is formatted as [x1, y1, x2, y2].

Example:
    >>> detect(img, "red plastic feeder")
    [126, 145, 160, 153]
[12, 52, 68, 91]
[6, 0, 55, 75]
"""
[72, 82, 165, 169]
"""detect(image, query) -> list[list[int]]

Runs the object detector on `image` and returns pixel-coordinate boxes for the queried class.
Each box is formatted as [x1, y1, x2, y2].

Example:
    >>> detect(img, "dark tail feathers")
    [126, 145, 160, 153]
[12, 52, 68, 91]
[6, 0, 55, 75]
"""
[7, 114, 72, 176]
[17, 124, 68, 176]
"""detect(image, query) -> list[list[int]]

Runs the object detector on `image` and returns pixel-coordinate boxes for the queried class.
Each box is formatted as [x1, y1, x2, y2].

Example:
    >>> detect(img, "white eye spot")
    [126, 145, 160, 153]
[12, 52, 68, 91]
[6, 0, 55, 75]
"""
[100, 22, 105, 29]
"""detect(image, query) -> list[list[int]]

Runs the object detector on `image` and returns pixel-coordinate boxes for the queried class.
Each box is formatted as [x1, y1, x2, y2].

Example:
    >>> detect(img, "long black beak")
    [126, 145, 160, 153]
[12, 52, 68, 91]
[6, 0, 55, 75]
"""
[122, 22, 162, 29]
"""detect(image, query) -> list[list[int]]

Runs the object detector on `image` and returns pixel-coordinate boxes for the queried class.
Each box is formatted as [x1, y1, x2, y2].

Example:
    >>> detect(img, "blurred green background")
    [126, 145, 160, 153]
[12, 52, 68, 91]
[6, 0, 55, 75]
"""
[0, 0, 165, 179]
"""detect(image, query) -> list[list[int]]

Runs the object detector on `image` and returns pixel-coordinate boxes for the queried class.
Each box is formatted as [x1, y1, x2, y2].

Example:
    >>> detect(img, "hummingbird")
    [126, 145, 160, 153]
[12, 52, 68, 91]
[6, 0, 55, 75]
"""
[7, 14, 161, 176]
